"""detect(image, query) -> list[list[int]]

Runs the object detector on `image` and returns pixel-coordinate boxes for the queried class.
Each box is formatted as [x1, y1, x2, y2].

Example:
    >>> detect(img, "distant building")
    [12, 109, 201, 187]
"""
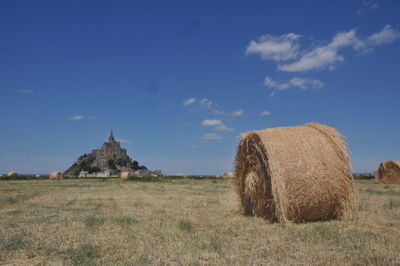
[65, 129, 163, 177]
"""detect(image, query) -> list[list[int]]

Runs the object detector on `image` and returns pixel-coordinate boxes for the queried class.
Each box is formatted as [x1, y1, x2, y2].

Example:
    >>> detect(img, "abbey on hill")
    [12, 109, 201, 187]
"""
[65, 130, 162, 177]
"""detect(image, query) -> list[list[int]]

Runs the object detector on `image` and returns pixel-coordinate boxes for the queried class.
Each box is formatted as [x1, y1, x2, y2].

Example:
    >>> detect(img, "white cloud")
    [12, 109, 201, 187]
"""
[214, 124, 234, 132]
[264, 76, 290, 90]
[246, 33, 301, 61]
[183, 98, 196, 106]
[278, 26, 400, 72]
[16, 90, 32, 94]
[116, 138, 132, 144]
[279, 29, 360, 72]
[202, 133, 222, 140]
[260, 111, 272, 116]
[68, 115, 84, 120]
[201, 119, 222, 126]
[264, 76, 324, 91]
[232, 109, 244, 117]
[289, 77, 324, 89]
[357, 0, 379, 14]
[368, 25, 400, 46]
[201, 119, 233, 132]
[199, 98, 213, 108]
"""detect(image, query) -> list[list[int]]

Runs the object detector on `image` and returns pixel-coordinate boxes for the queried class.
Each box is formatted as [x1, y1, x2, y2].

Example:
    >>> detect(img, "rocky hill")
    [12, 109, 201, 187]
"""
[64, 130, 147, 176]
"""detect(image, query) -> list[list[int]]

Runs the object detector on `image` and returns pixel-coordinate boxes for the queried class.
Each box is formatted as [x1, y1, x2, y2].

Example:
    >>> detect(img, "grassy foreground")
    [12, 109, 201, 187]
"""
[0, 177, 399, 265]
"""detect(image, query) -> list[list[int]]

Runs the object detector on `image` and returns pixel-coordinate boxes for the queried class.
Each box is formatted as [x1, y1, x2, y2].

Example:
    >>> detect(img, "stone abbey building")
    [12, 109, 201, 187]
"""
[65, 130, 161, 177]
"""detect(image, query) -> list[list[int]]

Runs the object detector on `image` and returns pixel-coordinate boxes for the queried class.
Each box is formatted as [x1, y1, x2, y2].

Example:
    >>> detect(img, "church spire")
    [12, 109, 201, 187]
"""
[109, 127, 115, 142]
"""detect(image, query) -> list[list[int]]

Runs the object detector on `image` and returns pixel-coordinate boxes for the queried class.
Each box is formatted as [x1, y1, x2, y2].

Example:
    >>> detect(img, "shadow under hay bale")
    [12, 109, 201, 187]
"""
[234, 122, 355, 223]
[374, 161, 400, 184]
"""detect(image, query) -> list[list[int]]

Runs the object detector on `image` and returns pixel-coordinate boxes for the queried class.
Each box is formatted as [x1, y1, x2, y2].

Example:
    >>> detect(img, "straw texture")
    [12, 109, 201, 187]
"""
[7, 172, 18, 177]
[120, 171, 131, 180]
[234, 123, 355, 223]
[50, 171, 63, 180]
[223, 172, 233, 179]
[374, 161, 400, 184]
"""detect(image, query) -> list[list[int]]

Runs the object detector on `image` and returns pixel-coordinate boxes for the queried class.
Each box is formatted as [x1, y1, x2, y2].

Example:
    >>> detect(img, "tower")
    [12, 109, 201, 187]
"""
[108, 127, 115, 142]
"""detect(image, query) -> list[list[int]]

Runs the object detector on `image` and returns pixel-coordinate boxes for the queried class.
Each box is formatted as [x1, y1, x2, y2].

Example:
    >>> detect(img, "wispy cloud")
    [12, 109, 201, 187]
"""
[16, 90, 32, 94]
[357, 0, 379, 15]
[278, 25, 400, 72]
[279, 29, 360, 72]
[260, 111, 272, 116]
[248, 25, 400, 74]
[202, 133, 222, 140]
[368, 25, 400, 45]
[68, 115, 84, 120]
[68, 115, 96, 121]
[214, 124, 234, 132]
[201, 119, 222, 126]
[183, 98, 196, 106]
[232, 109, 244, 117]
[246, 33, 301, 61]
[201, 119, 234, 132]
[264, 76, 324, 91]
[190, 144, 203, 149]
[199, 98, 214, 109]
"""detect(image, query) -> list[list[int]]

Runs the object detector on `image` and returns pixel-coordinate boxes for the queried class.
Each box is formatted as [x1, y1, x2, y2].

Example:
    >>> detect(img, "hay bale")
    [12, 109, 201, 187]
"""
[120, 171, 131, 180]
[374, 161, 400, 184]
[7, 171, 18, 177]
[49, 171, 63, 180]
[176, 173, 187, 177]
[223, 172, 233, 179]
[234, 122, 355, 223]
[36, 174, 41, 178]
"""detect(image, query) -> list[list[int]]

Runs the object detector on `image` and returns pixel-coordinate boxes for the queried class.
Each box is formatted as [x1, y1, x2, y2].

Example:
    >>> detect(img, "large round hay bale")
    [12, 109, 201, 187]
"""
[49, 171, 63, 180]
[234, 122, 355, 223]
[120, 171, 131, 180]
[374, 161, 400, 184]
[7, 172, 18, 177]
[223, 172, 233, 179]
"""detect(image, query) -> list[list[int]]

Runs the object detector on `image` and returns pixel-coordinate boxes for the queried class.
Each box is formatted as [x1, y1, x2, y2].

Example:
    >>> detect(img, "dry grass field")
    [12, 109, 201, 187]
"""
[0, 177, 400, 265]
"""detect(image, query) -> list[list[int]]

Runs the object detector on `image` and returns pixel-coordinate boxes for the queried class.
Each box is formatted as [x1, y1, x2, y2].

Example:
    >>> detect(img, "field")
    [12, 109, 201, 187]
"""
[0, 177, 400, 265]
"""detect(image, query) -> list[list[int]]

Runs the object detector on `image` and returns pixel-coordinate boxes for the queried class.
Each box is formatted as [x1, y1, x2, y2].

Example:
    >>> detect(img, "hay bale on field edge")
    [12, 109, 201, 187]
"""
[223, 172, 233, 179]
[234, 122, 355, 223]
[7, 171, 18, 177]
[49, 171, 63, 180]
[120, 171, 131, 180]
[374, 161, 400, 184]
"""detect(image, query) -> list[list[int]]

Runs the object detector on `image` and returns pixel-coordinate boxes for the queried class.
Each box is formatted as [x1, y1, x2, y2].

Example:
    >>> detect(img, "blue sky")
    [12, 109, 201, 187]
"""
[0, 0, 399, 175]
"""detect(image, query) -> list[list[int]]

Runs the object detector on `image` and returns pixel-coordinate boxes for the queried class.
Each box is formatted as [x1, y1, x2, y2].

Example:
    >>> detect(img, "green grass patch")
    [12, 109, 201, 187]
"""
[209, 236, 223, 254]
[65, 243, 99, 265]
[84, 216, 106, 228]
[179, 219, 193, 232]
[365, 188, 400, 197]
[384, 199, 400, 209]
[1, 232, 27, 251]
[114, 216, 138, 225]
